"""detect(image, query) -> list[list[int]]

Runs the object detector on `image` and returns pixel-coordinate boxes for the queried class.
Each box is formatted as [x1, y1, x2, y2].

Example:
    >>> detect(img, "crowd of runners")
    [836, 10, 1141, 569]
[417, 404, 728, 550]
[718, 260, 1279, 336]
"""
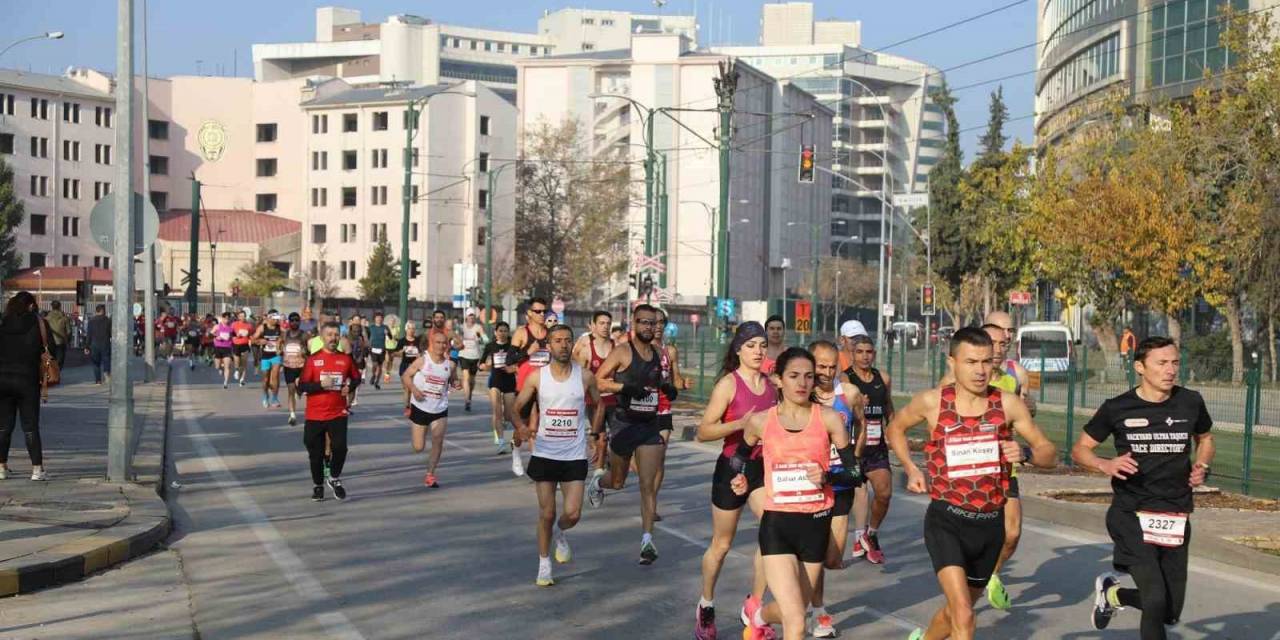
[181, 297, 1214, 640]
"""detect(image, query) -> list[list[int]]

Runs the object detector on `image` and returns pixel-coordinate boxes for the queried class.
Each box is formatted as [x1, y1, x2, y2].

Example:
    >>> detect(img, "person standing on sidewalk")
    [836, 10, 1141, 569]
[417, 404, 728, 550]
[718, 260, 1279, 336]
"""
[45, 301, 70, 369]
[0, 292, 49, 481]
[296, 321, 360, 502]
[85, 305, 112, 385]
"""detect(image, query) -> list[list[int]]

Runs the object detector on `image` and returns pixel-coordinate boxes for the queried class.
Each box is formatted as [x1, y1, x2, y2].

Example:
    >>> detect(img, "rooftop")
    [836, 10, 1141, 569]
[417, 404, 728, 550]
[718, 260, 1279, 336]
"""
[0, 68, 111, 100]
[301, 82, 457, 108]
[158, 210, 301, 244]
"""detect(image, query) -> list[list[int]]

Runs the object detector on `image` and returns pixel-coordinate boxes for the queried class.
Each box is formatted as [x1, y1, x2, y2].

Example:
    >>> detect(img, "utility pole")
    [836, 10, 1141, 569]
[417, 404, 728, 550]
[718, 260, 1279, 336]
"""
[108, 0, 135, 482]
[140, 0, 155, 383]
[187, 179, 201, 313]
[399, 99, 416, 323]
[713, 60, 738, 302]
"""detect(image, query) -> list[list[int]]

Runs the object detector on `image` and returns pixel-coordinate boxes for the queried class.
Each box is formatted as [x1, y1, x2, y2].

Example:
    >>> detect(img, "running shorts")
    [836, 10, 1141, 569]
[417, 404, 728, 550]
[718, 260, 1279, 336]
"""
[1106, 505, 1192, 572]
[214, 346, 233, 360]
[832, 488, 855, 517]
[409, 405, 448, 427]
[370, 351, 386, 364]
[923, 500, 1005, 588]
[710, 454, 765, 511]
[1006, 475, 1021, 500]
[234, 344, 251, 355]
[861, 446, 891, 473]
[608, 415, 664, 457]
[458, 357, 479, 375]
[259, 355, 282, 372]
[488, 371, 516, 394]
[759, 509, 832, 563]
[283, 367, 303, 386]
[658, 413, 673, 435]
[526, 456, 588, 484]
[399, 357, 418, 378]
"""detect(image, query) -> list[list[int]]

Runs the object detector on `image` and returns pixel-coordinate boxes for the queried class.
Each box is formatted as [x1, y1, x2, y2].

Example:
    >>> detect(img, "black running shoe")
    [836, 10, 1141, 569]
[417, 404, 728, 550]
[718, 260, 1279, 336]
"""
[312, 485, 324, 502]
[328, 478, 347, 501]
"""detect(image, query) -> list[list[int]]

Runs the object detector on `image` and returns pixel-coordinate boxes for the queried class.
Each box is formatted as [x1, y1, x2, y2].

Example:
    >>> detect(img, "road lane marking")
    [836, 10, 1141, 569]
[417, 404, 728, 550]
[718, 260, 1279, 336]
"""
[177, 374, 366, 640]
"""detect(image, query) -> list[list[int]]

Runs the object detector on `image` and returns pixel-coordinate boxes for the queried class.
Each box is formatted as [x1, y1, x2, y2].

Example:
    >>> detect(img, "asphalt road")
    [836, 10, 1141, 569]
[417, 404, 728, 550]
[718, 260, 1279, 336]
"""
[3, 362, 1279, 639]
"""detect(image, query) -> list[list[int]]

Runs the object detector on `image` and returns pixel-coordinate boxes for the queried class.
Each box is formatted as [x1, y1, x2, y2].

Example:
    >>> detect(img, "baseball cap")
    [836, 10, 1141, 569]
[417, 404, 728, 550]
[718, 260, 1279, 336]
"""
[840, 320, 868, 338]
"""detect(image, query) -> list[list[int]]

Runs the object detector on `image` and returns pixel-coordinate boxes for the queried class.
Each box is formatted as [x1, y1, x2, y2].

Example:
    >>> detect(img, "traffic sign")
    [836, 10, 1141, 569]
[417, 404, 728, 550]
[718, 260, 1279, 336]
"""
[634, 253, 666, 274]
[893, 192, 930, 209]
[1009, 290, 1033, 305]
[90, 192, 159, 255]
[795, 300, 812, 334]
[716, 297, 735, 319]
[883, 303, 896, 318]
[92, 284, 114, 296]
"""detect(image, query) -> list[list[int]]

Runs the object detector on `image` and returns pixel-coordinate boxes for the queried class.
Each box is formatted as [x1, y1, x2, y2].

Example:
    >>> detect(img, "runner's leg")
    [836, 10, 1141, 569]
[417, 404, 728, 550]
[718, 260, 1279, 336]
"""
[868, 469, 893, 529]
[634, 442, 665, 536]
[994, 497, 1022, 573]
[560, 480, 584, 532]
[759, 556, 821, 640]
[923, 567, 980, 640]
[489, 387, 504, 443]
[700, 505, 744, 601]
[427, 420, 448, 476]
[535, 480, 558, 559]
[411, 424, 427, 453]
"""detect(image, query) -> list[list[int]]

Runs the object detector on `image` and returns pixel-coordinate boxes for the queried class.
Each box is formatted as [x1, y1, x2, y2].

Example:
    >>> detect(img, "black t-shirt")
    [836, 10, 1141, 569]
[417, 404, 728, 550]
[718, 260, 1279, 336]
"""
[482, 341, 522, 380]
[1083, 386, 1212, 513]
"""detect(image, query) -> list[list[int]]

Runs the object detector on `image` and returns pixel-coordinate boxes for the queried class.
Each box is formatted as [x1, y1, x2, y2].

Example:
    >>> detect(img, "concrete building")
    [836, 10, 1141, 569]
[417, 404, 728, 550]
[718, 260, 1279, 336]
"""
[760, 2, 862, 47]
[156, 209, 301, 303]
[517, 32, 832, 304]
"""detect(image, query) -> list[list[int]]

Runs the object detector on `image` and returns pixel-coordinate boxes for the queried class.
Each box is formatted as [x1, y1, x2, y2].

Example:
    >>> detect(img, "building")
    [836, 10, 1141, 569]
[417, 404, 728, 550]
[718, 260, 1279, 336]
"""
[517, 32, 833, 303]
[156, 209, 301, 302]
[760, 2, 862, 47]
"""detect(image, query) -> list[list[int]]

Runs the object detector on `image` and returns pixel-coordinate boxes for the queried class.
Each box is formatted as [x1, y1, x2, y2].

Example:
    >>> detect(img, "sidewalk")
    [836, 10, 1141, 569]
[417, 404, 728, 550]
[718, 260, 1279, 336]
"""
[0, 357, 172, 597]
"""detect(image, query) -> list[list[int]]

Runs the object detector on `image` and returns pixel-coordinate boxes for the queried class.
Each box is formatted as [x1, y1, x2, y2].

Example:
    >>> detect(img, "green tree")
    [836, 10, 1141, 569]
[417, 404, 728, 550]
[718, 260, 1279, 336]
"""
[926, 81, 978, 327]
[0, 157, 26, 278]
[236, 260, 288, 298]
[358, 239, 400, 303]
[975, 86, 1008, 167]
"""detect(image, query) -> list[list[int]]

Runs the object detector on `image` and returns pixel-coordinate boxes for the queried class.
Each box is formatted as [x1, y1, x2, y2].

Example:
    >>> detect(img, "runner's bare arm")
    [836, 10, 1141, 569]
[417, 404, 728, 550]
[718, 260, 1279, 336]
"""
[885, 389, 936, 492]
[823, 406, 853, 449]
[1071, 433, 1139, 480]
[593, 345, 632, 395]
[251, 324, 265, 344]
[400, 357, 426, 400]
[668, 344, 690, 389]
[1012, 361, 1037, 414]
[510, 370, 540, 437]
[880, 369, 896, 421]
[571, 335, 590, 368]
[1190, 432, 1215, 487]
[449, 360, 462, 390]
[584, 373, 604, 435]
[695, 375, 747, 442]
[1002, 392, 1056, 468]
[512, 326, 528, 351]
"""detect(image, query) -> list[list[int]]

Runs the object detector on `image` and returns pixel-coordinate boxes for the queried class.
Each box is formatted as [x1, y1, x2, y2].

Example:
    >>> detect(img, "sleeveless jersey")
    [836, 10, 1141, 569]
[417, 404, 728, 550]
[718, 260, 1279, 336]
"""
[515, 325, 550, 391]
[213, 324, 234, 348]
[721, 370, 778, 458]
[989, 359, 1021, 395]
[763, 405, 835, 513]
[827, 383, 857, 490]
[410, 355, 453, 414]
[533, 363, 589, 461]
[282, 332, 308, 369]
[400, 335, 422, 361]
[616, 342, 662, 422]
[261, 325, 282, 355]
[925, 385, 1011, 512]
[587, 338, 616, 407]
[657, 344, 673, 416]
[849, 367, 889, 450]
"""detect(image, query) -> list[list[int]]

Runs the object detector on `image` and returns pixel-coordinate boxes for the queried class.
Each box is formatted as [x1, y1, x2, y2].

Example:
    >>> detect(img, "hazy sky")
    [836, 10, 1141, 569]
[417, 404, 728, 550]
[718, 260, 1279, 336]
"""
[3, 1, 1037, 158]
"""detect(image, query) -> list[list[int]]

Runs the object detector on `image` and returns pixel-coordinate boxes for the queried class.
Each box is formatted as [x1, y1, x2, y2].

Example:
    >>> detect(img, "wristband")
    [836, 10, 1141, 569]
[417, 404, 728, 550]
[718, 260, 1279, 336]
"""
[1020, 444, 1033, 465]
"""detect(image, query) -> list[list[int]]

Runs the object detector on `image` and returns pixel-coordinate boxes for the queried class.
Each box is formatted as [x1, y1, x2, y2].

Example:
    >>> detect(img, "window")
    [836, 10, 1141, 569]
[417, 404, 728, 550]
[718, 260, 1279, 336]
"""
[256, 158, 278, 177]
[30, 136, 48, 158]
[29, 253, 46, 268]
[372, 111, 389, 131]
[94, 256, 110, 269]
[312, 114, 329, 134]
[0, 133, 12, 154]
[0, 92, 13, 115]
[342, 187, 357, 207]
[602, 18, 615, 26]
[94, 106, 112, 127]
[29, 214, 46, 236]
[478, 189, 489, 209]
[312, 150, 328, 171]
[311, 187, 328, 207]
[370, 185, 388, 205]
[342, 113, 358, 132]
[411, 222, 419, 242]
[369, 223, 387, 242]
[477, 226, 486, 246]
[95, 143, 112, 165]
[61, 178, 81, 199]
[371, 148, 388, 168]
[150, 191, 167, 210]
[149, 155, 169, 175]
[411, 148, 420, 168]
[30, 98, 48, 120]
[403, 109, 419, 130]
[340, 260, 357, 280]
[582, 17, 595, 25]
[256, 123, 278, 142]
[497, 42, 505, 52]
[479, 115, 491, 136]
[61, 216, 80, 237]
[453, 38, 461, 48]
[343, 150, 357, 170]
[94, 181, 112, 200]
[312, 224, 327, 244]
[62, 139, 81, 161]
[255, 193, 278, 211]
[582, 43, 596, 51]
[478, 152, 489, 173]
[29, 175, 48, 196]
[411, 185, 419, 202]
[340, 223, 357, 243]
[511, 44, 520, 54]
[470, 39, 478, 50]
[484, 41, 492, 52]
[149, 119, 169, 140]
[60, 254, 80, 266]
[61, 102, 81, 123]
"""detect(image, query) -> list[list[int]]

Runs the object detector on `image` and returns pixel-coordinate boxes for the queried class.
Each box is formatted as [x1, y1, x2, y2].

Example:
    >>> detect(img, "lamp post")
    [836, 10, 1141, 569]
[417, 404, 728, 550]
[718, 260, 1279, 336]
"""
[832, 235, 860, 327]
[0, 31, 63, 60]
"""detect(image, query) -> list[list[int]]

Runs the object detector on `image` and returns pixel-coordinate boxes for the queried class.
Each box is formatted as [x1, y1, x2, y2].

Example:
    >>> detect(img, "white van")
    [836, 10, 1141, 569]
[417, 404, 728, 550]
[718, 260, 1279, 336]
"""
[1016, 322, 1073, 374]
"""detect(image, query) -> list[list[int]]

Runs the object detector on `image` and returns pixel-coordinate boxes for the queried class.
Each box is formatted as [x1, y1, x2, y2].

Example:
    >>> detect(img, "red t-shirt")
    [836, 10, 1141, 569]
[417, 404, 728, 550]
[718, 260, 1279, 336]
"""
[300, 350, 361, 422]
[160, 317, 179, 338]
[231, 321, 254, 345]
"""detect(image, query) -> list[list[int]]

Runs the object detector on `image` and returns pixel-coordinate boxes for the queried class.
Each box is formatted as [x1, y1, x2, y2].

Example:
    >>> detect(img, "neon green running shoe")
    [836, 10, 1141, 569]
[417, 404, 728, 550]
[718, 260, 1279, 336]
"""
[987, 573, 1011, 610]
[907, 629, 924, 640]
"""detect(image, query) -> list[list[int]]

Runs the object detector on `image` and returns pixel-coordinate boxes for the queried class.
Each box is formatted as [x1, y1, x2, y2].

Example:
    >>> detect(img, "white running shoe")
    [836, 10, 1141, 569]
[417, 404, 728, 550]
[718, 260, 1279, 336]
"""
[587, 469, 606, 508]
[536, 559, 554, 587]
[554, 529, 572, 564]
[511, 445, 525, 477]
[0, 465, 8, 480]
[30, 468, 48, 481]
[234, 370, 241, 382]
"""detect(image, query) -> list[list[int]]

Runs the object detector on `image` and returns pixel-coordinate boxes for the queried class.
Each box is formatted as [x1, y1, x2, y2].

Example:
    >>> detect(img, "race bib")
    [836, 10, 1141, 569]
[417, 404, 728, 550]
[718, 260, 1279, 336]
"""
[188, 330, 199, 337]
[404, 346, 420, 358]
[630, 390, 658, 413]
[263, 339, 279, 353]
[866, 419, 883, 446]
[463, 338, 478, 350]
[530, 349, 551, 367]
[828, 443, 842, 467]
[319, 372, 345, 390]
[943, 433, 1001, 479]
[1136, 511, 1187, 547]
[284, 343, 303, 356]
[237, 329, 249, 337]
[421, 375, 447, 398]
[541, 408, 580, 439]
[218, 331, 232, 341]
[493, 352, 507, 367]
[371, 347, 384, 354]
[770, 462, 823, 504]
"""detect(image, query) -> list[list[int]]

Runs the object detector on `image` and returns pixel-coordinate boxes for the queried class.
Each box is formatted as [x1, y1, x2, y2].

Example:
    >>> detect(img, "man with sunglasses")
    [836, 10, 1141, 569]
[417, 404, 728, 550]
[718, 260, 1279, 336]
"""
[511, 297, 553, 476]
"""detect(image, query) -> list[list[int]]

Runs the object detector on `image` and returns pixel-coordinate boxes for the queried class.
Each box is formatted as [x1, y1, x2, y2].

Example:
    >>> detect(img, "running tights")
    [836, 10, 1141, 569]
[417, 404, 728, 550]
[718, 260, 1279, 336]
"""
[1116, 549, 1189, 640]
[303, 417, 348, 485]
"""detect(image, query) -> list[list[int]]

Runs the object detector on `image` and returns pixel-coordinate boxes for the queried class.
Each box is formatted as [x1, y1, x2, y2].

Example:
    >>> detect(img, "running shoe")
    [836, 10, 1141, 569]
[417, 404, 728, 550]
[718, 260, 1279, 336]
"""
[986, 573, 1011, 611]
[262, 395, 269, 408]
[327, 478, 347, 500]
[0, 466, 8, 480]
[288, 413, 297, 426]
[465, 401, 471, 412]
[812, 612, 836, 638]
[311, 485, 324, 502]
[907, 630, 923, 640]
[554, 529, 572, 564]
[741, 594, 777, 640]
[235, 370, 241, 382]
[639, 538, 658, 565]
[223, 382, 228, 389]
[1091, 572, 1121, 630]
[272, 396, 282, 408]
[425, 473, 439, 488]
[495, 438, 506, 455]
[239, 379, 245, 387]
[536, 561, 554, 587]
[30, 468, 47, 481]
[373, 382, 381, 391]
[865, 531, 885, 565]
[493, 433, 502, 446]
[693, 603, 716, 640]
[384, 373, 392, 384]
[511, 447, 525, 477]
[498, 439, 511, 455]
[189, 360, 195, 370]
[850, 532, 867, 560]
[587, 470, 606, 508]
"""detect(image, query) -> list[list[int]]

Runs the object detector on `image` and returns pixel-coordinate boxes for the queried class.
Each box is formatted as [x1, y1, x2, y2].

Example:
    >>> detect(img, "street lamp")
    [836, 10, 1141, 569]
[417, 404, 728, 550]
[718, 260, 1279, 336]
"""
[0, 31, 63, 60]
[832, 236, 860, 327]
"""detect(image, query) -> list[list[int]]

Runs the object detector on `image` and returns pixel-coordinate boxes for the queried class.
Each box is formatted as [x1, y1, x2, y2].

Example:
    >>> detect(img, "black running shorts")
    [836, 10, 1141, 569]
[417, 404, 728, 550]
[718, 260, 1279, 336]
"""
[283, 367, 303, 386]
[923, 500, 1005, 588]
[710, 453, 765, 511]
[214, 346, 233, 360]
[832, 488, 854, 517]
[759, 509, 832, 563]
[608, 415, 664, 457]
[409, 405, 448, 427]
[526, 456, 588, 484]
[861, 446, 891, 473]
[458, 357, 480, 375]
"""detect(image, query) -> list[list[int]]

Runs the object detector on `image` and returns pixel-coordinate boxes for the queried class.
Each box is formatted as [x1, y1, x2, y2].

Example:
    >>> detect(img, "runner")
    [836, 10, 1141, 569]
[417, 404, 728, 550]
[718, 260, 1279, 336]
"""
[231, 310, 254, 386]
[200, 314, 217, 366]
[281, 313, 310, 426]
[296, 321, 360, 502]
[885, 327, 1057, 640]
[157, 308, 179, 361]
[509, 323, 604, 587]
[457, 310, 487, 412]
[764, 315, 786, 373]
[253, 312, 284, 408]
[732, 347, 858, 640]
[367, 312, 389, 391]
[594, 304, 674, 565]
[511, 297, 552, 476]
[652, 308, 689, 520]
[693, 321, 775, 640]
[844, 331, 893, 565]
[480, 321, 522, 454]
[402, 329, 461, 488]
[611, 325, 628, 346]
[806, 340, 865, 638]
[575, 310, 615, 506]
[395, 321, 424, 417]
[346, 315, 368, 407]
[181, 313, 203, 370]
[383, 314, 401, 385]
[1074, 336, 1214, 639]
[212, 313, 236, 389]
[836, 319, 868, 374]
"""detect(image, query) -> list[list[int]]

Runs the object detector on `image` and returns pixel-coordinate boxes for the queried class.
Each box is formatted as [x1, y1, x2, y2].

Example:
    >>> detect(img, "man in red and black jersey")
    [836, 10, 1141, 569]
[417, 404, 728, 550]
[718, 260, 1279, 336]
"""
[297, 321, 362, 502]
[885, 327, 1056, 640]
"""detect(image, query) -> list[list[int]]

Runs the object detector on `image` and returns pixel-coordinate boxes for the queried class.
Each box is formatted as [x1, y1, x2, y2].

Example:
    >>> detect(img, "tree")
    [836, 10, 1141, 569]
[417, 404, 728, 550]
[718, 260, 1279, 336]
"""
[976, 86, 1009, 167]
[795, 257, 879, 309]
[926, 81, 978, 328]
[236, 260, 288, 298]
[0, 157, 25, 279]
[296, 245, 340, 310]
[358, 239, 400, 303]
[512, 117, 631, 302]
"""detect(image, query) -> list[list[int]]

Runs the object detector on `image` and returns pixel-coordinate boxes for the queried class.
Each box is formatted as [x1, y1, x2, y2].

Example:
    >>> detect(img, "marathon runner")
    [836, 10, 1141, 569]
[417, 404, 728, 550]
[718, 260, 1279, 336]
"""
[836, 320, 867, 375]
[345, 315, 368, 407]
[509, 323, 604, 587]
[763, 315, 786, 373]
[231, 310, 254, 386]
[212, 313, 236, 389]
[594, 303, 673, 565]
[281, 313, 310, 426]
[693, 321, 776, 640]
[181, 313, 203, 370]
[382, 314, 401, 385]
[457, 310, 487, 412]
[1074, 336, 1214, 639]
[610, 325, 628, 346]
[732, 347, 858, 640]
[807, 339, 865, 638]
[200, 314, 217, 366]
[253, 312, 284, 408]
[367, 312, 389, 391]
[886, 327, 1056, 640]
[511, 297, 552, 477]
[296, 321, 360, 502]
[395, 321, 424, 417]
[844, 331, 893, 565]
[402, 330, 460, 488]
[481, 321, 522, 454]
[652, 308, 689, 520]
[574, 310, 614, 500]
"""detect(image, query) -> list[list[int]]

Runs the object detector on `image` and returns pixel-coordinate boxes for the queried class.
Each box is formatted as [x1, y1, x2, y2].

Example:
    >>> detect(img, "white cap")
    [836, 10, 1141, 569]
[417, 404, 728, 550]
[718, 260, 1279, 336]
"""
[840, 319, 868, 338]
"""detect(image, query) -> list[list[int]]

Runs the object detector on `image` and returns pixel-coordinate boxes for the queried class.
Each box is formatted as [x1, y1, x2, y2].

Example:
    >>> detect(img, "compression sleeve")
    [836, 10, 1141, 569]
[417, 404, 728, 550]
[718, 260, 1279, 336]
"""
[827, 443, 863, 487]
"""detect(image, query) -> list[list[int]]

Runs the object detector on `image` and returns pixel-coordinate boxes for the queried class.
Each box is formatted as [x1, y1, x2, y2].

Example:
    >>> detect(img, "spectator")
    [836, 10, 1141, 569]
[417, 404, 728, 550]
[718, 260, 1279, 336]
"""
[0, 291, 48, 481]
[45, 301, 70, 368]
[86, 304, 112, 385]
[1119, 326, 1137, 359]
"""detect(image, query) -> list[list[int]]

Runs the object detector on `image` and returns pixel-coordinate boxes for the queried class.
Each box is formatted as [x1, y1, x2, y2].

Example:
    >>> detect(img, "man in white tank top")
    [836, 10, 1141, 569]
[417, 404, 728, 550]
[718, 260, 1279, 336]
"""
[512, 324, 604, 587]
[401, 330, 461, 489]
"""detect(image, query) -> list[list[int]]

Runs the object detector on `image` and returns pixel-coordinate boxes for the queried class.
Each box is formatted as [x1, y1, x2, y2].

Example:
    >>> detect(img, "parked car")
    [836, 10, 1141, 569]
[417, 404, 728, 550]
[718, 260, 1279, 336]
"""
[1017, 322, 1073, 375]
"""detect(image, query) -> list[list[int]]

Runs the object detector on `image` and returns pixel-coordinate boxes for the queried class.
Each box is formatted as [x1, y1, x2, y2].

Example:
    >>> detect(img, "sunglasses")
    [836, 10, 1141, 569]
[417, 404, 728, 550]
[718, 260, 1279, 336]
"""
[529, 308, 547, 314]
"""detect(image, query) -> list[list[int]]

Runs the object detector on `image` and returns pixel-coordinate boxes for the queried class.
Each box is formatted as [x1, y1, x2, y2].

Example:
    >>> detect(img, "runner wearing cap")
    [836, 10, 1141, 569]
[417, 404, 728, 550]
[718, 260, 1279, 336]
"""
[252, 311, 285, 408]
[457, 310, 488, 412]
[837, 320, 868, 374]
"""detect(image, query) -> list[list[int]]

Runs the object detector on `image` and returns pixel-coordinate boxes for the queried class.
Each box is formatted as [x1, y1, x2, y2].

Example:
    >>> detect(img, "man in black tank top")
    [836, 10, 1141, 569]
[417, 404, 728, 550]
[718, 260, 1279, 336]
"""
[594, 304, 678, 565]
[845, 334, 895, 565]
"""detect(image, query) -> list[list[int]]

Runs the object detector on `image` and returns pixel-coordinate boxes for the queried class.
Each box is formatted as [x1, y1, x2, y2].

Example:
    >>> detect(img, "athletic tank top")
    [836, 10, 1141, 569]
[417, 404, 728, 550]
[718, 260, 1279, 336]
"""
[990, 359, 1021, 394]
[410, 355, 453, 414]
[849, 368, 889, 450]
[533, 363, 589, 462]
[515, 326, 550, 391]
[400, 335, 422, 361]
[588, 338, 616, 406]
[926, 384, 1011, 512]
[261, 325, 282, 354]
[282, 332, 307, 368]
[657, 344, 673, 416]
[763, 405, 835, 513]
[616, 342, 662, 422]
[213, 324, 234, 348]
[721, 370, 778, 458]
[827, 383, 857, 490]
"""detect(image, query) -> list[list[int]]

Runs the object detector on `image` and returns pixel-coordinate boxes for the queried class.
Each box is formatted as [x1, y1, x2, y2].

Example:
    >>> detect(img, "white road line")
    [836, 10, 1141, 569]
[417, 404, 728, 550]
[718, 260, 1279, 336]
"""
[177, 376, 366, 640]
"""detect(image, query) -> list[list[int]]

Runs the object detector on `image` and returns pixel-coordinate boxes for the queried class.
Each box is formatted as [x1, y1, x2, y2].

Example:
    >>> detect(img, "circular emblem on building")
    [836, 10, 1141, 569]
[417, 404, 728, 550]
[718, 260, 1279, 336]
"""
[197, 120, 227, 161]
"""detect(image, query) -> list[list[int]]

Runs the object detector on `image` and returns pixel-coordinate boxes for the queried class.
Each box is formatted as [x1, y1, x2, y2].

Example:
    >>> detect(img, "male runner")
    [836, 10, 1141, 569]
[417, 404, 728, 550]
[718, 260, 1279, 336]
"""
[296, 321, 360, 501]
[457, 310, 487, 412]
[281, 313, 310, 426]
[595, 304, 675, 565]
[837, 319, 868, 373]
[511, 297, 552, 476]
[253, 312, 284, 408]
[763, 315, 786, 373]
[845, 333, 893, 565]
[402, 330, 461, 488]
[231, 310, 254, 386]
[181, 313, 203, 370]
[345, 315, 368, 407]
[886, 327, 1056, 640]
[1075, 336, 1214, 639]
[511, 324, 604, 586]
[367, 312, 389, 391]
[611, 325, 628, 346]
[574, 310, 615, 504]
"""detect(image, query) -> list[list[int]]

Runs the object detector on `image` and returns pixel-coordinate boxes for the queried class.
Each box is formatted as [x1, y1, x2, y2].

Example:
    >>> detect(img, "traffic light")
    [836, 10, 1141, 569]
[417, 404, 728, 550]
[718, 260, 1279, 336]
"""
[798, 144, 815, 184]
[629, 272, 640, 291]
[921, 283, 936, 316]
[409, 260, 422, 280]
[75, 280, 89, 307]
[640, 274, 655, 298]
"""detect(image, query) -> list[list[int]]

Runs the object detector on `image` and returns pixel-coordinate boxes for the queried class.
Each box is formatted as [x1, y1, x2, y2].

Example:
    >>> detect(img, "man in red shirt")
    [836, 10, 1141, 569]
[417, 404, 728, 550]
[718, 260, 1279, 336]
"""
[297, 321, 362, 501]
[157, 308, 180, 361]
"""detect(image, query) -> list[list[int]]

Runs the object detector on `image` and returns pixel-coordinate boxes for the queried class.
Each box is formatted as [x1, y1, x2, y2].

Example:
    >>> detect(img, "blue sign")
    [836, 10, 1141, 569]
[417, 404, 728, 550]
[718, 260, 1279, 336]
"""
[716, 297, 735, 319]
[664, 322, 679, 338]
[452, 294, 466, 307]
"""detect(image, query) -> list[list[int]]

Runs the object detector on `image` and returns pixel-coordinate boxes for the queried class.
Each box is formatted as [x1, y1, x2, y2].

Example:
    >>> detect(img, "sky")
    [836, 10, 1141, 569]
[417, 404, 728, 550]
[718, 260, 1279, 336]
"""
[3, 1, 1038, 158]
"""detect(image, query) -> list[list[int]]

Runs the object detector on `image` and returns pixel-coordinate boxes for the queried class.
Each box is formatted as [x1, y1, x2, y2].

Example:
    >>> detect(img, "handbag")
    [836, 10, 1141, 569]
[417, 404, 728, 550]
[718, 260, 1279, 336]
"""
[37, 316, 61, 388]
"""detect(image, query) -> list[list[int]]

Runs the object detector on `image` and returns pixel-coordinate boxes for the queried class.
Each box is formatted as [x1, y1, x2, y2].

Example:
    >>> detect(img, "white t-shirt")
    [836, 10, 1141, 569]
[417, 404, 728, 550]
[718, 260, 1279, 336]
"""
[533, 363, 589, 462]
[410, 354, 453, 415]
[459, 323, 486, 359]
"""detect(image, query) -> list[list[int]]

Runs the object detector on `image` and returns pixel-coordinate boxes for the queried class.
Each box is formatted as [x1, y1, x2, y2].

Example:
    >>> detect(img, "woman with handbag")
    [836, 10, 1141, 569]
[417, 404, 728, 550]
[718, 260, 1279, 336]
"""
[0, 291, 50, 480]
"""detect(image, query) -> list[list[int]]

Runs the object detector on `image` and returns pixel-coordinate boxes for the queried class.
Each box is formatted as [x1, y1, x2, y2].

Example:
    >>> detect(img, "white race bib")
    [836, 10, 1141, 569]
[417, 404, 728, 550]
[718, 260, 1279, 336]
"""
[319, 372, 345, 390]
[263, 339, 279, 353]
[828, 443, 842, 467]
[404, 346, 420, 357]
[530, 349, 551, 367]
[421, 375, 447, 398]
[1136, 511, 1187, 547]
[284, 343, 303, 357]
[493, 352, 507, 367]
[943, 433, 1001, 479]
[866, 419, 883, 446]
[770, 462, 823, 504]
[237, 329, 249, 337]
[463, 338, 478, 350]
[218, 331, 232, 341]
[542, 408, 580, 439]
[371, 347, 384, 354]
[630, 390, 658, 413]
